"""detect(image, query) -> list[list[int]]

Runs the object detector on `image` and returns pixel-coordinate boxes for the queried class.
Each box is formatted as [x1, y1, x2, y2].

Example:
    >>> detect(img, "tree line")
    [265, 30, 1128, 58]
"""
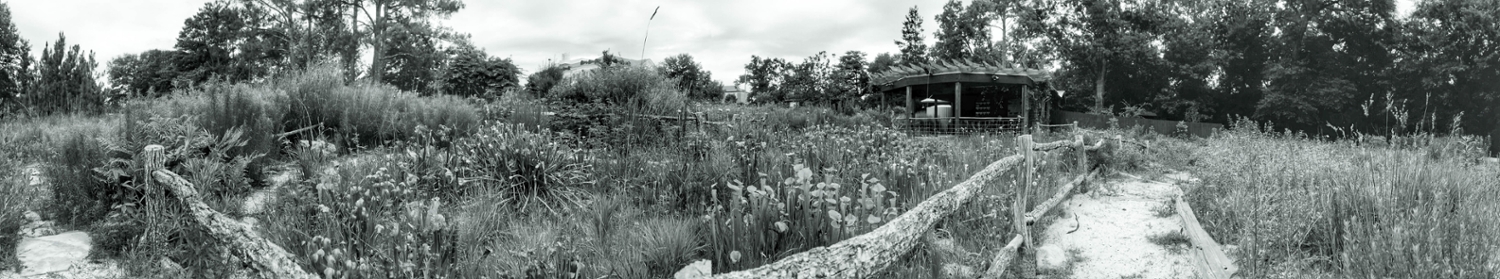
[741, 0, 1497, 140]
[0, 0, 526, 117]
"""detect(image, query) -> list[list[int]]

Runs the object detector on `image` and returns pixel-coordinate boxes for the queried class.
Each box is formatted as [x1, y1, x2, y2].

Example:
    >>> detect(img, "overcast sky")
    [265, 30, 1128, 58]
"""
[12, 0, 1417, 85]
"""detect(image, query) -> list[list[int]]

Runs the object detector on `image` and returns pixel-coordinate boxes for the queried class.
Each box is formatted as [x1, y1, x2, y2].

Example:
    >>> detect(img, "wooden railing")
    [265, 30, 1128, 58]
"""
[895, 117, 1027, 135]
[710, 134, 1102, 279]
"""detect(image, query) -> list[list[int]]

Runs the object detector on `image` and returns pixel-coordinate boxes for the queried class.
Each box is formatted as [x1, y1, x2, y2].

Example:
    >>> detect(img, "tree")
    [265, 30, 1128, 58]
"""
[1392, 0, 1500, 136]
[108, 50, 180, 97]
[0, 1, 28, 102]
[831, 51, 870, 104]
[357, 0, 464, 83]
[379, 19, 450, 94]
[1017, 0, 1172, 112]
[783, 51, 834, 104]
[175, 1, 286, 85]
[895, 7, 929, 65]
[525, 64, 564, 96]
[435, 46, 520, 98]
[32, 33, 103, 114]
[659, 53, 719, 100]
[869, 52, 897, 75]
[736, 55, 792, 103]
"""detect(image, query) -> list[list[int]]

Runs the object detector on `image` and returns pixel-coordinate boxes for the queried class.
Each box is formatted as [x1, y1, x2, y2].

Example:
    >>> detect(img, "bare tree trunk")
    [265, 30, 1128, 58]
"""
[149, 166, 317, 279]
[1094, 63, 1107, 113]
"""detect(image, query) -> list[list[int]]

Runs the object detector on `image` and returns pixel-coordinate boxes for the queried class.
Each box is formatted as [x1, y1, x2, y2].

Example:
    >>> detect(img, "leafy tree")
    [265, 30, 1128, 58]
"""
[932, 0, 1002, 61]
[379, 19, 450, 94]
[0, 1, 28, 102]
[1392, 0, 1500, 136]
[525, 64, 565, 96]
[736, 55, 792, 102]
[358, 0, 464, 83]
[783, 51, 834, 104]
[31, 33, 103, 114]
[175, 1, 286, 85]
[831, 51, 870, 104]
[869, 52, 897, 75]
[1017, 0, 1172, 112]
[107, 50, 180, 97]
[659, 53, 720, 100]
[895, 7, 929, 65]
[436, 46, 520, 98]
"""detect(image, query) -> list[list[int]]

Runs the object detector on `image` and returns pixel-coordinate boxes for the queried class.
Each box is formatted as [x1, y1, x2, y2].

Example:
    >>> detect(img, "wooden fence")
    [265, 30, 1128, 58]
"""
[1053, 110, 1223, 138]
[139, 131, 1237, 278]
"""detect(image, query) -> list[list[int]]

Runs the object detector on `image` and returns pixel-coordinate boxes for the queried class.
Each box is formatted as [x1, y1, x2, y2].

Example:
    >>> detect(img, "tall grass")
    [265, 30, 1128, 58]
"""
[1186, 119, 1499, 278]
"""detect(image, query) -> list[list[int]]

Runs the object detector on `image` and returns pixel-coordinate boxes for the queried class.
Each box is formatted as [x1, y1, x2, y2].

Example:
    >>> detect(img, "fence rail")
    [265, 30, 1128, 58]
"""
[894, 117, 1027, 135]
[711, 134, 1102, 279]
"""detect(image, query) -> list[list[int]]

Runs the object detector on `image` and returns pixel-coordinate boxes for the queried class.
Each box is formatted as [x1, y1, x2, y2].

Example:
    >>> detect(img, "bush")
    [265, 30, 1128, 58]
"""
[48, 130, 112, 226]
[452, 123, 591, 213]
[277, 65, 480, 148]
[547, 66, 687, 115]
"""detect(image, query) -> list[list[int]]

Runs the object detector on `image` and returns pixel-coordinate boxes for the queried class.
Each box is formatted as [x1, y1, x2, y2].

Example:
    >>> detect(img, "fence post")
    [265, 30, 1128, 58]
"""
[1014, 135, 1038, 278]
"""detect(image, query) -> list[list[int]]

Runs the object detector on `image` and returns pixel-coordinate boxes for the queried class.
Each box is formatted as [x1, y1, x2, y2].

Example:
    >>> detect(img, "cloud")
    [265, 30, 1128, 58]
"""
[10, 0, 964, 83]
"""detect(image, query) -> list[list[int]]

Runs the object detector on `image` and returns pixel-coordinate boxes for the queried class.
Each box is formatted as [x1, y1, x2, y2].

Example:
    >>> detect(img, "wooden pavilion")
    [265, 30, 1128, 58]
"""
[872, 59, 1053, 134]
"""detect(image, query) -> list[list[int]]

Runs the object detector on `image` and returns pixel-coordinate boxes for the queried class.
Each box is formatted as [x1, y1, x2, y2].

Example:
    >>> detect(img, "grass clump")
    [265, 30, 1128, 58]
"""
[1148, 231, 1192, 253]
[1186, 118, 1499, 278]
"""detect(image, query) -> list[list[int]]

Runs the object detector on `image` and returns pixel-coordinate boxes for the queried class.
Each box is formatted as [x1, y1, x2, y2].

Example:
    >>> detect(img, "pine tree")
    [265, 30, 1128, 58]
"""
[895, 7, 929, 65]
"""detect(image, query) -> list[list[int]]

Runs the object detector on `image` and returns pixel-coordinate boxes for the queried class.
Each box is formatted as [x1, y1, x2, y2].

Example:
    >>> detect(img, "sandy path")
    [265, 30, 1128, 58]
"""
[1035, 173, 1195, 279]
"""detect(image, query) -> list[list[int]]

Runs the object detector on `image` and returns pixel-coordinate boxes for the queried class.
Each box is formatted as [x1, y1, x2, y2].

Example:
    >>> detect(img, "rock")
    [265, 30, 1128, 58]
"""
[22, 210, 41, 223]
[159, 257, 183, 272]
[297, 140, 337, 156]
[16, 231, 92, 276]
[18, 216, 56, 238]
[674, 259, 711, 279]
[940, 263, 976, 279]
[1036, 244, 1068, 271]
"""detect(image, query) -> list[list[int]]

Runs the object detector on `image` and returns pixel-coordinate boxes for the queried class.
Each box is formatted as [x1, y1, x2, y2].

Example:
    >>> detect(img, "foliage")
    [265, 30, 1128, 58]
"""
[276, 63, 480, 148]
[931, 0, 1003, 61]
[29, 33, 104, 115]
[379, 22, 449, 95]
[435, 45, 521, 98]
[659, 53, 722, 100]
[107, 50, 181, 98]
[524, 64, 565, 97]
[174, 0, 285, 85]
[895, 6, 929, 65]
[1187, 119, 1498, 277]
[869, 52, 897, 75]
[0, 1, 28, 102]
[735, 55, 791, 103]
[830, 51, 871, 106]
[451, 123, 592, 213]
[547, 64, 687, 115]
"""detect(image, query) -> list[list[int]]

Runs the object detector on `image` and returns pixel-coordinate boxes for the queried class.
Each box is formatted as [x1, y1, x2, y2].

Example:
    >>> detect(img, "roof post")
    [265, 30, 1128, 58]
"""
[955, 82, 963, 119]
[906, 86, 914, 119]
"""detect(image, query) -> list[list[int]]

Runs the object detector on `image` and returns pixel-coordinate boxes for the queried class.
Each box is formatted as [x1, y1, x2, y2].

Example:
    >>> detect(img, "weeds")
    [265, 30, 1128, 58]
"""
[1148, 231, 1192, 253]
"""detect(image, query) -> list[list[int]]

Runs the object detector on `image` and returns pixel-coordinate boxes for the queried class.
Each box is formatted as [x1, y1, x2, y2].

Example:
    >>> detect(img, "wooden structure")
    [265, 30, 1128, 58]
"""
[710, 134, 1103, 279]
[872, 59, 1053, 134]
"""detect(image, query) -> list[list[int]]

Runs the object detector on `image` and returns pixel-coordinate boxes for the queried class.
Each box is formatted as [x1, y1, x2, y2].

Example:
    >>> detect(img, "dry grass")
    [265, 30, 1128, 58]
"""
[1185, 119, 1499, 278]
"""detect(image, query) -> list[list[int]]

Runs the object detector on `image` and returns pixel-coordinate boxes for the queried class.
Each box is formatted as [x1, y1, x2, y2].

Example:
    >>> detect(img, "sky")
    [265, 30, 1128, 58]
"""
[12, 0, 1419, 85]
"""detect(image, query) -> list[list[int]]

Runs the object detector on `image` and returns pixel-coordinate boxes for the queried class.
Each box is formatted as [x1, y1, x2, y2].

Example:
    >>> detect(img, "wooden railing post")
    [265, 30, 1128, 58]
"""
[1014, 135, 1038, 279]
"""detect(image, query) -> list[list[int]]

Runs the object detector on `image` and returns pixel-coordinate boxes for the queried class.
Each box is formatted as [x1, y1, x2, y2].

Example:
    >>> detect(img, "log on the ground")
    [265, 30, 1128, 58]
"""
[1032, 138, 1082, 152]
[709, 155, 1024, 279]
[1025, 170, 1097, 224]
[980, 234, 1024, 279]
[152, 169, 317, 279]
[1175, 195, 1237, 279]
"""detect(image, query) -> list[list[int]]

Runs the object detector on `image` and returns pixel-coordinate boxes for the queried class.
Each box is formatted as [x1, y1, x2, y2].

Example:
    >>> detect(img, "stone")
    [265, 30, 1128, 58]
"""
[940, 263, 976, 279]
[16, 231, 92, 276]
[22, 210, 41, 222]
[1035, 244, 1069, 271]
[674, 259, 711, 279]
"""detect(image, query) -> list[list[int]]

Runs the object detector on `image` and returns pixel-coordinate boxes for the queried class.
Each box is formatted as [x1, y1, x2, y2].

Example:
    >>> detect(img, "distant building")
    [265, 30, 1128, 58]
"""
[721, 84, 749, 104]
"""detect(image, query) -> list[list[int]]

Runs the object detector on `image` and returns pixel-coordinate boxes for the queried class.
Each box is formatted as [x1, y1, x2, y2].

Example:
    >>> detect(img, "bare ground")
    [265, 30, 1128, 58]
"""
[1034, 172, 1196, 279]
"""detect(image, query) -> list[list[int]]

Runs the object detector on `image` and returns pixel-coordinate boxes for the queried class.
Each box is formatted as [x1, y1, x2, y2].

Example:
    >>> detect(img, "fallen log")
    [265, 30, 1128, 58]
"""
[1175, 195, 1238, 279]
[1025, 170, 1097, 224]
[148, 147, 316, 279]
[709, 155, 1024, 279]
[981, 234, 1025, 279]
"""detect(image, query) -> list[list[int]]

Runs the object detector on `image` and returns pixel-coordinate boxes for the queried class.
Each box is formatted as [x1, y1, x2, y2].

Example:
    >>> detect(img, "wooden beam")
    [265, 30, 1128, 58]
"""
[1022, 86, 1031, 130]
[1025, 170, 1096, 224]
[906, 86, 914, 118]
[1176, 195, 1239, 279]
[956, 82, 963, 118]
[1014, 135, 1037, 279]
[981, 234, 1025, 279]
[709, 155, 1024, 279]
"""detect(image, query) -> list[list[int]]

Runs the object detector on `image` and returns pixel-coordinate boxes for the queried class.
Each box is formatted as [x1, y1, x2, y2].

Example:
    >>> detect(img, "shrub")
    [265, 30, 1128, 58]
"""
[48, 130, 111, 226]
[0, 155, 31, 271]
[547, 66, 687, 115]
[276, 65, 480, 148]
[452, 123, 591, 213]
